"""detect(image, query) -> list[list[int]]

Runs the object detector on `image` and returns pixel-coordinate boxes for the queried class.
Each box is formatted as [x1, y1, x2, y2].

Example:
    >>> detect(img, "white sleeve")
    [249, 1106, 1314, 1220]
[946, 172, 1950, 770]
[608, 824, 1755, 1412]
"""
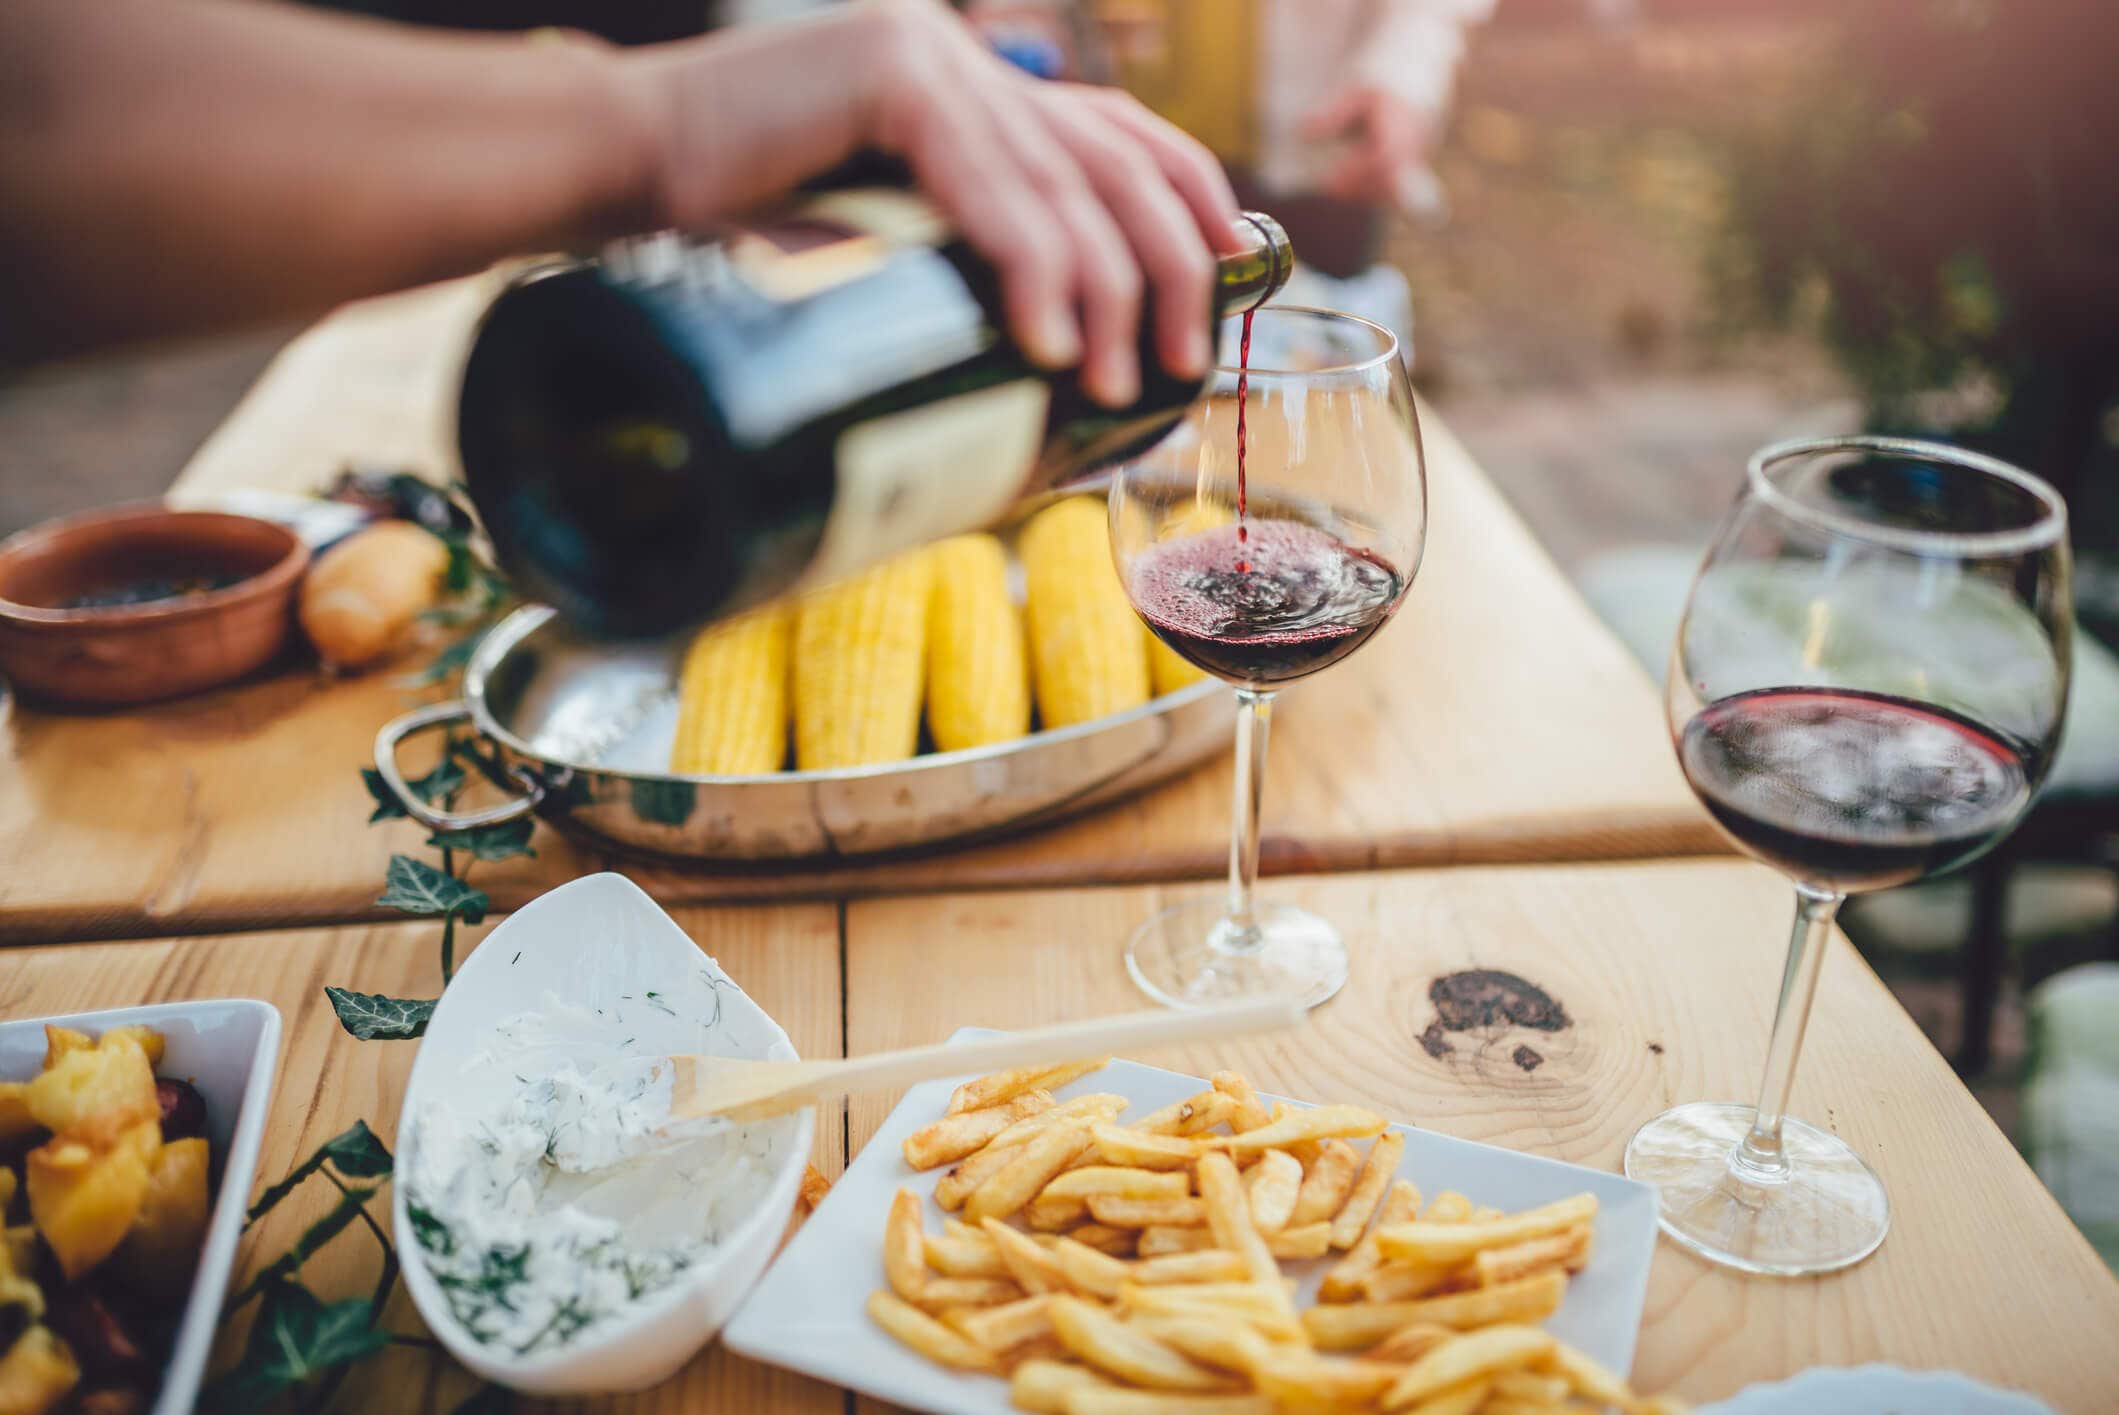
[1352, 0, 1497, 116]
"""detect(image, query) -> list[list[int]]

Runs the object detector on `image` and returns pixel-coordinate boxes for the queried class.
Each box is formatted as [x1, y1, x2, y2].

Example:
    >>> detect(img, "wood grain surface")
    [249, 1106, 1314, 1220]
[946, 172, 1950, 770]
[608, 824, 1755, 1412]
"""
[0, 901, 845, 1413]
[1, 288, 1719, 944]
[842, 862, 2119, 1413]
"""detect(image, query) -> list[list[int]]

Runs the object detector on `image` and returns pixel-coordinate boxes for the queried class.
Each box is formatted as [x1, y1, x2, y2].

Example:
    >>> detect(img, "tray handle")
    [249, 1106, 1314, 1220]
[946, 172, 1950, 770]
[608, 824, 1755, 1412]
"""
[373, 701, 543, 832]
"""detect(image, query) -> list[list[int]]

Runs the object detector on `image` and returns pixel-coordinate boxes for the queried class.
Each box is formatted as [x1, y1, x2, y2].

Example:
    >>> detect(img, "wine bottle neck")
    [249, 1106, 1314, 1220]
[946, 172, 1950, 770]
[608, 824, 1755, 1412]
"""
[1217, 211, 1294, 316]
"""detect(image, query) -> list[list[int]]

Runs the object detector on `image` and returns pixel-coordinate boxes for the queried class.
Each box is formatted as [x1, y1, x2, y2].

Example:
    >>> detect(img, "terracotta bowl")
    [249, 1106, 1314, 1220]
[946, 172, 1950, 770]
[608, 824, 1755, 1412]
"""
[0, 504, 309, 708]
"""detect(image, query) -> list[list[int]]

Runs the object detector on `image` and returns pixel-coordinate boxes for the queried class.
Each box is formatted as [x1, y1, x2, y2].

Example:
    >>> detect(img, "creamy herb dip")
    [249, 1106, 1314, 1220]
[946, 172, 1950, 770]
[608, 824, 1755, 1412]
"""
[405, 1002, 777, 1354]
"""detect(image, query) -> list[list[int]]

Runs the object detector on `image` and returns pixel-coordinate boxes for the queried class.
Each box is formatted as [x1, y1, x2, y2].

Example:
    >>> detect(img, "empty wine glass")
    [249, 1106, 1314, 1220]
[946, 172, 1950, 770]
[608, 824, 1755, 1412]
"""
[1628, 435, 2071, 1275]
[1108, 307, 1427, 1009]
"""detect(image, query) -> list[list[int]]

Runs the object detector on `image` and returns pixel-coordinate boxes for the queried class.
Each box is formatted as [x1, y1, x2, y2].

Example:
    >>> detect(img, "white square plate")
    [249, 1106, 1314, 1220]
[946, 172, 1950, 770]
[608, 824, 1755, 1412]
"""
[725, 1028, 1659, 1414]
[0, 1000, 283, 1415]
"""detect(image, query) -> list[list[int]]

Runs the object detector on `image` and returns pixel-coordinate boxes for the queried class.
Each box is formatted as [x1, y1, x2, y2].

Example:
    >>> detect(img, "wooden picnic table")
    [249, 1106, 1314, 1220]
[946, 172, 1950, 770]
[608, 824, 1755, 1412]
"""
[7, 285, 2113, 1414]
[2, 861, 2112, 1412]
[0, 280, 1720, 946]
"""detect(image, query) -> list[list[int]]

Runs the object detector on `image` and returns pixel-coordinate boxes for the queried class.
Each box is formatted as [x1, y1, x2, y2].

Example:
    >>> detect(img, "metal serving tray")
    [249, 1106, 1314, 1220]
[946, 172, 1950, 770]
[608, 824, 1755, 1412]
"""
[374, 603, 1226, 862]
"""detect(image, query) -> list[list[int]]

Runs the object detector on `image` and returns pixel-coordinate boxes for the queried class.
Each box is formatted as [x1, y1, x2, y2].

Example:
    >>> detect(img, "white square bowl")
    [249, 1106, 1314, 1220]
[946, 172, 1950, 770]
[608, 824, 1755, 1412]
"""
[0, 998, 283, 1415]
[392, 872, 814, 1396]
[726, 1029, 1660, 1415]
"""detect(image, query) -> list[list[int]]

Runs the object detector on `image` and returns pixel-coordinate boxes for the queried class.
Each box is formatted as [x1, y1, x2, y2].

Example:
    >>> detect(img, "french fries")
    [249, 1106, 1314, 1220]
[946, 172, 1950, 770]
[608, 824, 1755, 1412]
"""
[1137, 1225, 1213, 1257]
[865, 1057, 1684, 1415]
[1303, 1274, 1568, 1350]
[968, 1123, 1097, 1223]
[1288, 1138, 1362, 1227]
[1195, 1153, 1287, 1312]
[1220, 1104, 1388, 1155]
[904, 1090, 1056, 1170]
[1209, 1072, 1273, 1133]
[1330, 1131, 1407, 1250]
[927, 1230, 1012, 1278]
[1241, 1150, 1302, 1234]
[955, 1294, 1058, 1353]
[1089, 1195, 1208, 1228]
[1130, 1251, 1248, 1286]
[1045, 1167, 1190, 1202]
[993, 1095, 1134, 1152]
[886, 1188, 928, 1300]
[1375, 1196, 1599, 1267]
[1014, 1358, 1113, 1413]
[866, 1290, 1002, 1373]
[1321, 1180, 1421, 1300]
[951, 1059, 1111, 1116]
[1049, 1297, 1228, 1391]
[1381, 1326, 1556, 1408]
[986, 1216, 1074, 1294]
[1136, 1091, 1239, 1137]
[1092, 1124, 1202, 1170]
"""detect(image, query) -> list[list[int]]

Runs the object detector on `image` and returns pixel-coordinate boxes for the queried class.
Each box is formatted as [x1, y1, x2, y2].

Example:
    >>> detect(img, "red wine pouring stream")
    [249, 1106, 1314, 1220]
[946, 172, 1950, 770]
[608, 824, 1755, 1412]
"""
[1236, 307, 1253, 572]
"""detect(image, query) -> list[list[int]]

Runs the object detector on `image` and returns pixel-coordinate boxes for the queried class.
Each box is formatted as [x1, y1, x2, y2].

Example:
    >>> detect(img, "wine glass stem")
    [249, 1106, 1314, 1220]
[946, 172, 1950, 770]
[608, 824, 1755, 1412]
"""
[1222, 687, 1276, 952]
[1732, 883, 1845, 1184]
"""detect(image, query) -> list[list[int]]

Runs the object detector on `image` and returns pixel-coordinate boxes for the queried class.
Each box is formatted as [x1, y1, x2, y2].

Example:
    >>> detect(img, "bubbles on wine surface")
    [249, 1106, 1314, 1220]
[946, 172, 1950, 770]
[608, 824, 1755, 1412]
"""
[1126, 520, 1401, 686]
[1132, 521, 1395, 635]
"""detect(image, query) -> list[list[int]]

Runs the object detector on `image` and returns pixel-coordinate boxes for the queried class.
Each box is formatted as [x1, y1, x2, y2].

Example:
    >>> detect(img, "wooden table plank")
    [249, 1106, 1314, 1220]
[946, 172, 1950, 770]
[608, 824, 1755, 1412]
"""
[0, 669, 588, 945]
[0, 289, 1718, 945]
[842, 863, 2119, 1413]
[0, 900, 845, 1413]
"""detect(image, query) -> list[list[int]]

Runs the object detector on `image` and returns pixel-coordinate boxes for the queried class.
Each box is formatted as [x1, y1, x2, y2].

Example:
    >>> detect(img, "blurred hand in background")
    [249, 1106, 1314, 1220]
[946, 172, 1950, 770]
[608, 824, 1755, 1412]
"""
[1299, 83, 1439, 210]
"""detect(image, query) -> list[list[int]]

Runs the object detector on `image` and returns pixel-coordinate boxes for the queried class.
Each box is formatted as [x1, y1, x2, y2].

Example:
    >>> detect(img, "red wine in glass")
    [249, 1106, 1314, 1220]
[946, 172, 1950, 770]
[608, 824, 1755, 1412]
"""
[1677, 686, 2031, 893]
[1129, 520, 1402, 687]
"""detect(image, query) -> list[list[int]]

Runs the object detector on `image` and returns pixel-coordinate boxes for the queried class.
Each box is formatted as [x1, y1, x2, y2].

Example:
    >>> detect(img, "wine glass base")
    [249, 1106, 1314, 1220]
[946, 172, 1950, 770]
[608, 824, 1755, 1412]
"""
[1624, 1101, 1889, 1276]
[1124, 898, 1347, 1011]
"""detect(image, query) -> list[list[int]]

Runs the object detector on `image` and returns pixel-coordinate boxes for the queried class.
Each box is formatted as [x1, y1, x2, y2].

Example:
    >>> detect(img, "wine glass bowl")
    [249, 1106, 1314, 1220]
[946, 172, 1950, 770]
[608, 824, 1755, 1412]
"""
[1107, 307, 1426, 1010]
[1628, 435, 2071, 1275]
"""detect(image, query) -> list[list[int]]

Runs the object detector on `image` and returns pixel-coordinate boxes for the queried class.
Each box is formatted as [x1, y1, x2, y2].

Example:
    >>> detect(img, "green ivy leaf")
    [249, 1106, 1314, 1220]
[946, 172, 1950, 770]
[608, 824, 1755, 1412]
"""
[246, 1120, 395, 1224]
[443, 538, 480, 595]
[360, 768, 409, 824]
[425, 817, 536, 861]
[321, 1118, 395, 1178]
[360, 760, 465, 824]
[399, 629, 484, 689]
[412, 757, 467, 804]
[375, 855, 488, 923]
[205, 1280, 389, 1411]
[230, 1184, 382, 1305]
[326, 988, 436, 1042]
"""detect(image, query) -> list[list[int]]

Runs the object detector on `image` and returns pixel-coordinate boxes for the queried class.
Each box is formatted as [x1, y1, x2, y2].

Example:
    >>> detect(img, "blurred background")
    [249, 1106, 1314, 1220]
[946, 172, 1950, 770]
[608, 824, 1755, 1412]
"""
[4, 0, 2115, 1258]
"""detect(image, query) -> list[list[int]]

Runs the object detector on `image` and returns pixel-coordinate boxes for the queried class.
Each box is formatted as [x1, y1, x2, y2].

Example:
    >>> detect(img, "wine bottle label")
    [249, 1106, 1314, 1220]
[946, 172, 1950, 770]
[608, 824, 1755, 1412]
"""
[797, 189, 951, 249]
[731, 189, 951, 304]
[808, 378, 1051, 590]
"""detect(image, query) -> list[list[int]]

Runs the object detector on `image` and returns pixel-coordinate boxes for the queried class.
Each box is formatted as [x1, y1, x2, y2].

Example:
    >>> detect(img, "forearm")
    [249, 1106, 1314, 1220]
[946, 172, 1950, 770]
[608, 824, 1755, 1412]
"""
[0, 0, 660, 358]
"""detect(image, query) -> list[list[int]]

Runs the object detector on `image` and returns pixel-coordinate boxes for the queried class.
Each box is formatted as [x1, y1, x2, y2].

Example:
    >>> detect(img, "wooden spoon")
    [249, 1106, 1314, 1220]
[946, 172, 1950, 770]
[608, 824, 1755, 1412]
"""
[665, 998, 1305, 1123]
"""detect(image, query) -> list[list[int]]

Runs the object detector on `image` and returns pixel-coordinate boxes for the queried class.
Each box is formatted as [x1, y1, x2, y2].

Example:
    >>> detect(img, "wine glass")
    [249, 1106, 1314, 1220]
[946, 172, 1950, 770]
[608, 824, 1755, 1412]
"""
[1628, 435, 2072, 1275]
[1108, 307, 1427, 1009]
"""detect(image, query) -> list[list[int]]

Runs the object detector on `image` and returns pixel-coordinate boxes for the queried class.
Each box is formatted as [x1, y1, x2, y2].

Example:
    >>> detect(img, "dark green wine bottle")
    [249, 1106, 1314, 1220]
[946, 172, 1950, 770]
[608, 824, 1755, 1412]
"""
[457, 191, 1291, 638]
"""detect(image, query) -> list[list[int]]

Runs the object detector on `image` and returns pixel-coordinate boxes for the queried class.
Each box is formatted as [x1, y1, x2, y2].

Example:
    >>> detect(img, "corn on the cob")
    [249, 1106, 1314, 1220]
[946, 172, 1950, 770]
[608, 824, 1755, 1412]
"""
[1019, 497, 1150, 728]
[925, 534, 1031, 752]
[792, 552, 935, 770]
[1148, 634, 1207, 695]
[668, 603, 793, 774]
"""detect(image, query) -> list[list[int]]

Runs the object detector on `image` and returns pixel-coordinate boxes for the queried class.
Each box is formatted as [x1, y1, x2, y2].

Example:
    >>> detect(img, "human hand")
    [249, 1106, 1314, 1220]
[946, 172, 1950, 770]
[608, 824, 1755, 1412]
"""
[632, 0, 1243, 407]
[1300, 82, 1438, 208]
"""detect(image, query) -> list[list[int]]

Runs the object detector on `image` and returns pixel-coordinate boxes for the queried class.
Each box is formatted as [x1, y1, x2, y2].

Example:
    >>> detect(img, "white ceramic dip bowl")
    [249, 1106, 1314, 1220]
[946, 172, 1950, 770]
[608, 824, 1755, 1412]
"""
[392, 873, 813, 1395]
